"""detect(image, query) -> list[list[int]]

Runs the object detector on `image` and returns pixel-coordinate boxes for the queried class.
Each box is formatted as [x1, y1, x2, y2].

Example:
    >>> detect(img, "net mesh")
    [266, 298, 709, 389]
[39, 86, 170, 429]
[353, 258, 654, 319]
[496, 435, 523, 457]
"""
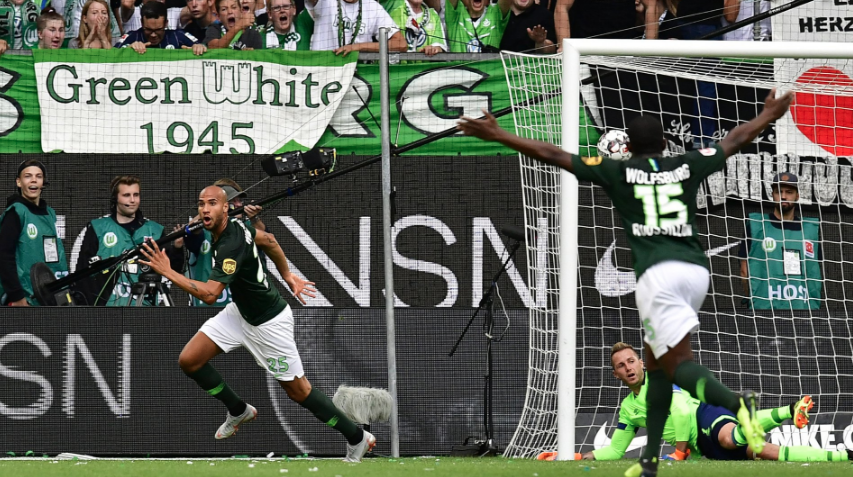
[502, 50, 853, 459]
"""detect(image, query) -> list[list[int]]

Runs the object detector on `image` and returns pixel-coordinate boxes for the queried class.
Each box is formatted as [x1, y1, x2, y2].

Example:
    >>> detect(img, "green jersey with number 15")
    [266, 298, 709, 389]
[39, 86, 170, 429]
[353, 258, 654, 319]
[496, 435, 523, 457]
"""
[571, 145, 727, 279]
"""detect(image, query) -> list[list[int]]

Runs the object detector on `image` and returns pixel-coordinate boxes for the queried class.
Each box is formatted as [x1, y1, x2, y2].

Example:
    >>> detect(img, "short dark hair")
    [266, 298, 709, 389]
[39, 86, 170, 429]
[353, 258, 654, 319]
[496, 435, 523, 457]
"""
[141, 1, 167, 20]
[626, 115, 665, 156]
[37, 10, 64, 32]
[110, 175, 141, 201]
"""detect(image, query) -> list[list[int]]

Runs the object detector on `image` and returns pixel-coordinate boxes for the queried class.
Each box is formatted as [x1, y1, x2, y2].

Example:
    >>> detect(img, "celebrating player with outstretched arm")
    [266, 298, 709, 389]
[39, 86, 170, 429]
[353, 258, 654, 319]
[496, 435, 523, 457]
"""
[458, 89, 793, 477]
[139, 186, 376, 462]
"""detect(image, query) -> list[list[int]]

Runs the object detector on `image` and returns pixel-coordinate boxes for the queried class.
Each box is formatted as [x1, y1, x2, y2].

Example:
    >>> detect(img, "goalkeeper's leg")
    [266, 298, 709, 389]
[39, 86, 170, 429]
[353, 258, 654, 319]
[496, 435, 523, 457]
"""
[716, 421, 851, 462]
[732, 395, 814, 446]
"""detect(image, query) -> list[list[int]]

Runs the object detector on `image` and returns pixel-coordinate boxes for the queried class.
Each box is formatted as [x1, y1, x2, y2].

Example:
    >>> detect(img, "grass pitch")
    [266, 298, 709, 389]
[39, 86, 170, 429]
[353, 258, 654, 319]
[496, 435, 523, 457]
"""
[1, 457, 851, 477]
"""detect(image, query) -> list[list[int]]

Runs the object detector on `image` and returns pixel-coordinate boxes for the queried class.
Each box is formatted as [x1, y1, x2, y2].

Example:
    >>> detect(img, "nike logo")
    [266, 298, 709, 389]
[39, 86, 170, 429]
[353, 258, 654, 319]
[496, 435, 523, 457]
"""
[594, 240, 740, 297]
[594, 422, 647, 452]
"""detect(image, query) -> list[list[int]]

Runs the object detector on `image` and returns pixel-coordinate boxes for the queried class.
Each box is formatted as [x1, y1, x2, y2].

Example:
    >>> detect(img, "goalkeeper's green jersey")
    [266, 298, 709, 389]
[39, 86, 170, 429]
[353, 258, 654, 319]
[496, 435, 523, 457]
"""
[592, 380, 701, 460]
[570, 145, 728, 279]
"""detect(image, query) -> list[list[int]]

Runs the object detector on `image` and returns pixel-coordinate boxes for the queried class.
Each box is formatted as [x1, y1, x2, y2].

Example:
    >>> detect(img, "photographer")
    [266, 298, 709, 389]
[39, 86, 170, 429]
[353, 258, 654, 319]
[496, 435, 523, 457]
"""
[0, 160, 69, 306]
[74, 175, 184, 306]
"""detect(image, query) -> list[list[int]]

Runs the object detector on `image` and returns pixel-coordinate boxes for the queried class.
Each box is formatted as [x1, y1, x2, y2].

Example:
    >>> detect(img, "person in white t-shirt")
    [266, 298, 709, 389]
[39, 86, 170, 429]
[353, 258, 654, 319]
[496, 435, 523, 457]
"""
[120, 0, 182, 33]
[722, 0, 770, 41]
[306, 0, 406, 54]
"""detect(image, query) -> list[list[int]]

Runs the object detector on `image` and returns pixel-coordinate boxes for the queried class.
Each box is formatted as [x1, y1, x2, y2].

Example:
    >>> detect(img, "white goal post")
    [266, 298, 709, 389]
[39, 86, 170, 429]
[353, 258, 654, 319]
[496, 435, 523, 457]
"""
[502, 39, 853, 461]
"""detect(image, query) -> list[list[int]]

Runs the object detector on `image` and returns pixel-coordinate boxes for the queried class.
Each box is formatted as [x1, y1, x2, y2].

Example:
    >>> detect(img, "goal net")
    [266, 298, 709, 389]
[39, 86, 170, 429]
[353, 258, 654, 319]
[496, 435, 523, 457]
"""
[502, 41, 853, 459]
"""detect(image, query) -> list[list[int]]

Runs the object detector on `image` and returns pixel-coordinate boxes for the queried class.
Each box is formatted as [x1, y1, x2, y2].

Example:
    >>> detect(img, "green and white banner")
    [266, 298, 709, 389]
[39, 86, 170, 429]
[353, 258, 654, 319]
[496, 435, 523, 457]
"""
[34, 50, 357, 154]
[0, 50, 596, 155]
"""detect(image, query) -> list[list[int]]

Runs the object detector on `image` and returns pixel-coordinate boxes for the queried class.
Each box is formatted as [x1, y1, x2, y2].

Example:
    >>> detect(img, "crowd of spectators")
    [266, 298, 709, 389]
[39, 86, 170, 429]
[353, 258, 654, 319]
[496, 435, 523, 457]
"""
[0, 0, 771, 57]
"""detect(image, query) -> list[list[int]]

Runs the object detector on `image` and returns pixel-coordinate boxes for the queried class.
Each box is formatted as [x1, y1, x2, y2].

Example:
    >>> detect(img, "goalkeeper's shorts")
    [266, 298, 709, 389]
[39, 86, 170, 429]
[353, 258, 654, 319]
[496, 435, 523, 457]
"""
[695, 403, 750, 461]
[200, 302, 305, 382]
[636, 260, 709, 359]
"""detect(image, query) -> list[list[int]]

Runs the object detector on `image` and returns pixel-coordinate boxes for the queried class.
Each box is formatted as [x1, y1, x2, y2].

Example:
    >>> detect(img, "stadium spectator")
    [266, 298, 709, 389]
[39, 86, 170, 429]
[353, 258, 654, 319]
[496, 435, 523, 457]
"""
[554, 0, 644, 49]
[648, 0, 739, 148]
[0, 160, 68, 307]
[181, 0, 217, 41]
[305, 0, 406, 54]
[722, 0, 769, 41]
[261, 0, 311, 50]
[69, 0, 113, 48]
[74, 175, 184, 306]
[37, 9, 66, 49]
[204, 0, 262, 49]
[388, 0, 446, 55]
[59, 0, 122, 46]
[445, 0, 511, 53]
[185, 179, 265, 307]
[120, 1, 206, 53]
[738, 173, 822, 311]
[499, 0, 555, 54]
[0, 0, 41, 50]
[120, 0, 182, 34]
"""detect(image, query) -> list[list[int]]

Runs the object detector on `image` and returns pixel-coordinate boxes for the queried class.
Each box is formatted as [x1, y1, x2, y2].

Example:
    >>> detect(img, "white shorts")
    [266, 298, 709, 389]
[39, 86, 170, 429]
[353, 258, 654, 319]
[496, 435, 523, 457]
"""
[635, 261, 709, 359]
[200, 302, 305, 381]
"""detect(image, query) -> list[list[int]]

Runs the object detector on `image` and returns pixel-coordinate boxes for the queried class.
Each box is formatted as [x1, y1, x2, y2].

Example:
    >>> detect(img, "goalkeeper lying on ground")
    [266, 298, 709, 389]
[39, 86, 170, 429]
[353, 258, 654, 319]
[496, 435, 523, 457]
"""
[540, 342, 850, 462]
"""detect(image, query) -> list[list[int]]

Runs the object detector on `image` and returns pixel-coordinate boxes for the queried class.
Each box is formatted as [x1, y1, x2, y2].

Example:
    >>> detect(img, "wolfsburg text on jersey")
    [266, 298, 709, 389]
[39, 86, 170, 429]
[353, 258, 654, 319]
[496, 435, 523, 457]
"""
[625, 164, 691, 185]
[632, 223, 694, 237]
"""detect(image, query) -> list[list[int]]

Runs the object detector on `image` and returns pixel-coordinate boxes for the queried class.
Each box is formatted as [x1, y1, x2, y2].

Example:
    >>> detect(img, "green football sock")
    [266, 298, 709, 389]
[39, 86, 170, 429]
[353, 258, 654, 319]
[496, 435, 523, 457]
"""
[298, 389, 364, 445]
[759, 406, 791, 432]
[641, 369, 672, 461]
[778, 446, 848, 462]
[672, 361, 740, 412]
[186, 363, 246, 416]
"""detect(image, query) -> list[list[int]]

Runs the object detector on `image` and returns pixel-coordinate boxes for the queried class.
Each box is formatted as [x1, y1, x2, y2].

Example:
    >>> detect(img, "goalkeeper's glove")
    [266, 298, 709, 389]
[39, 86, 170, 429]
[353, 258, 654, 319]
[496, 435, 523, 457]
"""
[662, 449, 690, 461]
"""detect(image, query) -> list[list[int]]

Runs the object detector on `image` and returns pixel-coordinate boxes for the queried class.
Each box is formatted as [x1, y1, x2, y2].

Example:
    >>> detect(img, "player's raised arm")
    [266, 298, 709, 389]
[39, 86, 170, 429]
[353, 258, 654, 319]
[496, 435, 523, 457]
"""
[457, 110, 575, 173]
[139, 240, 226, 305]
[254, 228, 316, 305]
[720, 88, 793, 157]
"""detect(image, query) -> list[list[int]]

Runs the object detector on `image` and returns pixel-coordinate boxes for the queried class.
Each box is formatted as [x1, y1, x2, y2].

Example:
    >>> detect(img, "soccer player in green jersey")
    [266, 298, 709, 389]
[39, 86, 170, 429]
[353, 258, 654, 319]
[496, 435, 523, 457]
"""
[458, 89, 794, 476]
[140, 186, 376, 462]
[555, 343, 849, 463]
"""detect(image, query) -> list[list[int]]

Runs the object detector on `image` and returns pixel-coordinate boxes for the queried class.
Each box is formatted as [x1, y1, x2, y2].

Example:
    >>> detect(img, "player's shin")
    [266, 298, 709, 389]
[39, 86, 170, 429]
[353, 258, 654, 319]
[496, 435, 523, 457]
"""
[186, 363, 247, 416]
[777, 446, 849, 462]
[642, 369, 672, 462]
[298, 389, 364, 445]
[758, 406, 792, 432]
[672, 361, 740, 412]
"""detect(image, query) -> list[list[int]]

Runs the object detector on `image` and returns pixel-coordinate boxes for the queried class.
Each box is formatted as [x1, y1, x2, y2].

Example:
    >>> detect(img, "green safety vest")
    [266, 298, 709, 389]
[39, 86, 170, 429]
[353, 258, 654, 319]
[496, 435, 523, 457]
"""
[90, 216, 164, 306]
[186, 228, 232, 307]
[746, 212, 822, 310]
[0, 202, 69, 305]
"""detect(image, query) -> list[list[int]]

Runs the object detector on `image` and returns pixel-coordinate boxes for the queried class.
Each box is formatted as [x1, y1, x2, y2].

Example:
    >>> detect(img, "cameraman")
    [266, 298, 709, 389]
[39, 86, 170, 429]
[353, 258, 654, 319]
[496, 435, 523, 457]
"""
[0, 160, 69, 306]
[75, 175, 184, 306]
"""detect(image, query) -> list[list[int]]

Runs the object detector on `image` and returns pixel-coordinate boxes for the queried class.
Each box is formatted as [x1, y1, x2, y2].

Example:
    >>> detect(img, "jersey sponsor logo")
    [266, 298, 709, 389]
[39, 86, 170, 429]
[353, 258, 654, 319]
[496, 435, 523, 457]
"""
[26, 223, 37, 239]
[804, 240, 815, 258]
[698, 147, 717, 157]
[222, 258, 237, 275]
[701, 426, 712, 436]
[625, 164, 691, 185]
[594, 240, 740, 297]
[762, 237, 777, 252]
[581, 155, 603, 166]
[103, 232, 118, 248]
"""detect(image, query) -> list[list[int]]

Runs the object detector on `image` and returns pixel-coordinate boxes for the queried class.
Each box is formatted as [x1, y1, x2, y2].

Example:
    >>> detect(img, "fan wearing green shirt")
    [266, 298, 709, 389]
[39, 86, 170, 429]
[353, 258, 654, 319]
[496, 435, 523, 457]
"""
[445, 0, 510, 52]
[539, 343, 850, 464]
[261, 0, 313, 50]
[388, 0, 447, 55]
